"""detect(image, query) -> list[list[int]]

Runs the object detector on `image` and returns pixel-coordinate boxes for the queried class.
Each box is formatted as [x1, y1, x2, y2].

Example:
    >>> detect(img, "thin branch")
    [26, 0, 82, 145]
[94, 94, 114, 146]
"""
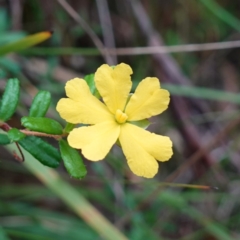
[108, 40, 240, 55]
[13, 142, 24, 162]
[20, 129, 67, 140]
[22, 40, 240, 56]
[57, 0, 113, 64]
[96, 0, 117, 64]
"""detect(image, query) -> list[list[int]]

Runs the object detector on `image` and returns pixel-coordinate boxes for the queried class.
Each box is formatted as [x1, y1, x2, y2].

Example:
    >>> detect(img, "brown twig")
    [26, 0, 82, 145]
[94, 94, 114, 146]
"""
[19, 129, 67, 140]
[0, 122, 67, 161]
[0, 122, 67, 140]
[13, 142, 24, 162]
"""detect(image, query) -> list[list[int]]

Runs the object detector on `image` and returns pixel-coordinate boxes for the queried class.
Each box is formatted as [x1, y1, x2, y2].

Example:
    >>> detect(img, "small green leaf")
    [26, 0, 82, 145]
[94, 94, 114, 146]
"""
[19, 136, 61, 168]
[29, 90, 51, 117]
[0, 78, 20, 121]
[64, 122, 75, 133]
[7, 128, 26, 141]
[59, 139, 87, 179]
[21, 117, 63, 134]
[84, 74, 100, 98]
[0, 133, 10, 145]
[84, 74, 95, 94]
[0, 31, 52, 56]
[130, 119, 150, 129]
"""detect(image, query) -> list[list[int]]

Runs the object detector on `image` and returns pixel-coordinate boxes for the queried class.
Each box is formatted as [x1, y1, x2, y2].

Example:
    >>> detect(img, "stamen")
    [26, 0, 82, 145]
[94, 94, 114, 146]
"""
[115, 109, 128, 124]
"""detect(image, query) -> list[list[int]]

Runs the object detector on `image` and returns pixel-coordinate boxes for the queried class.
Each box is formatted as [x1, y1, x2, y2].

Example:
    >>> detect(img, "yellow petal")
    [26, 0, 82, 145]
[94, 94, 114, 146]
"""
[68, 121, 120, 161]
[65, 78, 89, 101]
[95, 63, 133, 114]
[122, 123, 173, 161]
[119, 124, 158, 178]
[56, 79, 113, 124]
[125, 77, 170, 121]
[119, 123, 173, 178]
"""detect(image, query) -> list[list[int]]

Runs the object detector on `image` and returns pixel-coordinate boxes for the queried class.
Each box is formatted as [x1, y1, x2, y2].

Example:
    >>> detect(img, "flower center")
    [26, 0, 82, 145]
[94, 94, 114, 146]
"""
[115, 109, 128, 124]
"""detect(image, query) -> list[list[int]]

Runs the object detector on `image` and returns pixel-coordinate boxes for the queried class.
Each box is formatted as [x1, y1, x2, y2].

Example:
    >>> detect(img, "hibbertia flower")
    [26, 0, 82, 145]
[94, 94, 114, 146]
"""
[56, 63, 173, 178]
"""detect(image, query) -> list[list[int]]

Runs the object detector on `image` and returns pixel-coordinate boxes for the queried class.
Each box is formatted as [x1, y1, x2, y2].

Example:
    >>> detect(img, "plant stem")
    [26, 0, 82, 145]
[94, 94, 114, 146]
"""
[4, 144, 128, 240]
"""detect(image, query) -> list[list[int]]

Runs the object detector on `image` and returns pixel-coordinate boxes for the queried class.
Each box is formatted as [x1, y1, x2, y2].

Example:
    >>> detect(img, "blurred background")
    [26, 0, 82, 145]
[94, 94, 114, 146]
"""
[1, 0, 240, 239]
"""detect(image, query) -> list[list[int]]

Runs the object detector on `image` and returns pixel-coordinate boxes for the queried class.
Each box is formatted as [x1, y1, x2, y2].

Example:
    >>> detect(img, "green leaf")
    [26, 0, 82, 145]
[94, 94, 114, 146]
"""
[200, 0, 240, 32]
[29, 90, 51, 117]
[130, 119, 150, 129]
[0, 78, 20, 121]
[84, 74, 95, 94]
[0, 31, 52, 56]
[21, 117, 63, 134]
[84, 74, 100, 98]
[59, 139, 87, 179]
[19, 136, 61, 168]
[7, 128, 26, 141]
[0, 32, 26, 45]
[0, 133, 10, 145]
[64, 122, 75, 133]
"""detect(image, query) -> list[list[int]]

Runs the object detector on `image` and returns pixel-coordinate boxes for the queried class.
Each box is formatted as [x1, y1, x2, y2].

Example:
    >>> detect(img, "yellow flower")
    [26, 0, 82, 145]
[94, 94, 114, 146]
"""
[56, 63, 173, 178]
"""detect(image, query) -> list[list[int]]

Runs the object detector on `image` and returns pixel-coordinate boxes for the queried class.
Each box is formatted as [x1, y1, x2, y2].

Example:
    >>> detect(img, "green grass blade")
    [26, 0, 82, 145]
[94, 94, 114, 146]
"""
[4, 144, 128, 240]
[0, 31, 52, 56]
[200, 0, 240, 31]
[163, 84, 240, 104]
[21, 47, 100, 56]
[0, 226, 10, 240]
[160, 192, 233, 240]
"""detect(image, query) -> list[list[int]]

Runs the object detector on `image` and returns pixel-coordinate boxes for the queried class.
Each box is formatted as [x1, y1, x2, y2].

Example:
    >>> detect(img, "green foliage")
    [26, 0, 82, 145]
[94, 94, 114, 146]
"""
[0, 8, 9, 32]
[1, 1, 240, 239]
[19, 136, 61, 168]
[7, 128, 26, 142]
[163, 84, 240, 104]
[159, 191, 233, 240]
[0, 78, 20, 121]
[0, 8, 25, 45]
[0, 201, 98, 240]
[64, 123, 75, 133]
[0, 57, 21, 75]
[0, 226, 10, 240]
[130, 119, 150, 129]
[59, 139, 87, 179]
[200, 0, 240, 32]
[0, 31, 52, 56]
[29, 91, 51, 117]
[84, 74, 96, 94]
[0, 133, 10, 145]
[84, 74, 100, 98]
[21, 117, 63, 135]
